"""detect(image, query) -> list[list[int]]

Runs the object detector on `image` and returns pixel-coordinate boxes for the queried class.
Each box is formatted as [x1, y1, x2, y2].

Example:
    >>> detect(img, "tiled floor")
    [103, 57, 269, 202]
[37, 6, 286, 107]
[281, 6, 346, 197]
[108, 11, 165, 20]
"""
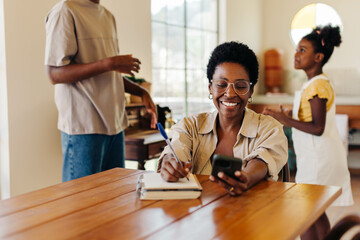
[326, 172, 360, 222]
[288, 169, 360, 239]
[288, 170, 360, 226]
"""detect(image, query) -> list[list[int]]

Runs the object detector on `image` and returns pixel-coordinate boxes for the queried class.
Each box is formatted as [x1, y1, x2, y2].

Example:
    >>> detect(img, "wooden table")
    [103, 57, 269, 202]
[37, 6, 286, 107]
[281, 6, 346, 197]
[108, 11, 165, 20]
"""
[0, 168, 341, 240]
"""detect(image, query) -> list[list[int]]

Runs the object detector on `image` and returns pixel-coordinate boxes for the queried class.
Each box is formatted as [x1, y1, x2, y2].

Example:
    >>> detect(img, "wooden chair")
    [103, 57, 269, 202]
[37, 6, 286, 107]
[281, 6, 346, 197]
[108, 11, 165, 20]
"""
[278, 161, 290, 182]
[324, 214, 360, 240]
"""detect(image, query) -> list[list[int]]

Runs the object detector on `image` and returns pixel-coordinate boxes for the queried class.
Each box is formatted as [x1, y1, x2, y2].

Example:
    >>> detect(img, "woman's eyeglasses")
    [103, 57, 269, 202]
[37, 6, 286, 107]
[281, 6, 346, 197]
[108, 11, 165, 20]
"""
[211, 79, 252, 95]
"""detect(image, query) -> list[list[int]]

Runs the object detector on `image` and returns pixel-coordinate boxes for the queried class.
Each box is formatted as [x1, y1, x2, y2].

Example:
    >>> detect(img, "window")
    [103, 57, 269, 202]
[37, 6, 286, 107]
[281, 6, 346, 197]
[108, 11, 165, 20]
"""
[290, 3, 342, 46]
[151, 0, 218, 120]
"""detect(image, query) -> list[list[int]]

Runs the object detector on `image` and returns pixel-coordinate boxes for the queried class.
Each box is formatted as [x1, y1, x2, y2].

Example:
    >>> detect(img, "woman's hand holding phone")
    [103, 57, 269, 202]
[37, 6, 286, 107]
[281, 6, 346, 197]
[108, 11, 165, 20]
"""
[210, 170, 250, 196]
[209, 154, 250, 196]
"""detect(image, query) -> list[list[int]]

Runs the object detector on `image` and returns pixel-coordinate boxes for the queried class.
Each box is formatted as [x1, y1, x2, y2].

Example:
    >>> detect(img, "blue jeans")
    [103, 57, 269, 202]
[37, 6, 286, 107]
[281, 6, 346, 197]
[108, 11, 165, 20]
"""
[61, 131, 125, 182]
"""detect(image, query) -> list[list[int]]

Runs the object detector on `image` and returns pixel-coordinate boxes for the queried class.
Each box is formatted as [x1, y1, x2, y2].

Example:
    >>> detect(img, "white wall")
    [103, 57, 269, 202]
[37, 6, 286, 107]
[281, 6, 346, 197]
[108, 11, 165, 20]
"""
[263, 0, 360, 70]
[220, 0, 360, 95]
[224, 0, 264, 94]
[0, 0, 9, 199]
[262, 0, 360, 95]
[1, 0, 63, 198]
[0, 0, 152, 198]
[102, 0, 152, 82]
[225, 0, 262, 53]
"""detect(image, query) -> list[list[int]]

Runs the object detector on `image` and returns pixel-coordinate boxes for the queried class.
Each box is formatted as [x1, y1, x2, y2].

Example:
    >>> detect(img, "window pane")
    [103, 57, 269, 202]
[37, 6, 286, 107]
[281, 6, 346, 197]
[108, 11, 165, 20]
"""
[315, 3, 342, 27]
[152, 22, 167, 68]
[187, 69, 213, 115]
[166, 0, 185, 26]
[186, 29, 202, 69]
[152, 0, 166, 22]
[154, 69, 186, 121]
[152, 69, 167, 99]
[203, 0, 218, 31]
[151, 0, 218, 119]
[203, 32, 217, 67]
[186, 0, 202, 29]
[167, 26, 185, 69]
[290, 3, 342, 45]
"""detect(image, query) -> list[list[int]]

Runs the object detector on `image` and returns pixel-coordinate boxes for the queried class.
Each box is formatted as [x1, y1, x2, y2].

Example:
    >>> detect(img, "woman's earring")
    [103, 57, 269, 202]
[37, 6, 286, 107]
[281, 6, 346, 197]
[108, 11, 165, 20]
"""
[247, 96, 253, 103]
[208, 93, 213, 100]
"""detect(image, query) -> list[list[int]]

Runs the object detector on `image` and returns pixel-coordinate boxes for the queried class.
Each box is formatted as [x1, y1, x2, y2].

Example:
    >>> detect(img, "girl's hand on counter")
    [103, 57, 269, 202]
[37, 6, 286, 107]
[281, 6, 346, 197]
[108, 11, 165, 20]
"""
[281, 105, 292, 117]
[262, 105, 292, 126]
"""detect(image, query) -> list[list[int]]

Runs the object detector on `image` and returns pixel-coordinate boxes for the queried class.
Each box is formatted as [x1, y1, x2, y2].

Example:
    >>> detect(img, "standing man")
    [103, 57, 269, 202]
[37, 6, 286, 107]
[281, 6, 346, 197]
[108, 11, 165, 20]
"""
[44, 0, 157, 181]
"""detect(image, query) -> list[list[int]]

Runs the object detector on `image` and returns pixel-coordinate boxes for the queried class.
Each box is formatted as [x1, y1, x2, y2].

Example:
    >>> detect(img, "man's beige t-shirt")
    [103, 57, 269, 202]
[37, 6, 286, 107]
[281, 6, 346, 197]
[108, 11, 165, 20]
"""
[158, 108, 288, 181]
[45, 0, 128, 135]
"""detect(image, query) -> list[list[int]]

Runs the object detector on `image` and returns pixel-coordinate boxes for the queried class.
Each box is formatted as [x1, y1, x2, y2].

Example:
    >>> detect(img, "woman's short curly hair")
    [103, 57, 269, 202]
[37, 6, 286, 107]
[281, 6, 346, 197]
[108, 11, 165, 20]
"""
[206, 41, 259, 87]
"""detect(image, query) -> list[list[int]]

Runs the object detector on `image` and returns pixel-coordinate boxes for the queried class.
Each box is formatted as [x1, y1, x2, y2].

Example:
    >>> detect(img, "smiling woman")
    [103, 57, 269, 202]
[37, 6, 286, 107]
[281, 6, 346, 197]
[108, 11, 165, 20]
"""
[157, 41, 288, 197]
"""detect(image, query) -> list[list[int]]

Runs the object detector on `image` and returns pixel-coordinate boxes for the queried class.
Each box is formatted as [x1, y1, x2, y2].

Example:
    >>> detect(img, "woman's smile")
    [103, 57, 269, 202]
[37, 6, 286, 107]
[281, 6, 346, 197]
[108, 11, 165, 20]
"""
[221, 101, 239, 107]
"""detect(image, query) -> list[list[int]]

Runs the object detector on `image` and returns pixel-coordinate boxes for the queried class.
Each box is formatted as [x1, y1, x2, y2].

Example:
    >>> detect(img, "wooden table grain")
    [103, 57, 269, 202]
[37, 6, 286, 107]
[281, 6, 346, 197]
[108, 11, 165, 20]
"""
[0, 168, 341, 240]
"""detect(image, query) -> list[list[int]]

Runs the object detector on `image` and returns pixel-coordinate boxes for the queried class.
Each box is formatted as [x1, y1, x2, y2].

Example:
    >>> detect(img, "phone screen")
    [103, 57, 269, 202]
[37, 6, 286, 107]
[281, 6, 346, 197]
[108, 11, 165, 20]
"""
[211, 154, 243, 179]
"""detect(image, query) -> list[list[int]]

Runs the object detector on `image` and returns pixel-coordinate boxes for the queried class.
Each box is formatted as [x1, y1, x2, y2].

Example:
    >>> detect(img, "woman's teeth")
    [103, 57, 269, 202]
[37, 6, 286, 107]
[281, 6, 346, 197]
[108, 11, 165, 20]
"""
[222, 102, 237, 107]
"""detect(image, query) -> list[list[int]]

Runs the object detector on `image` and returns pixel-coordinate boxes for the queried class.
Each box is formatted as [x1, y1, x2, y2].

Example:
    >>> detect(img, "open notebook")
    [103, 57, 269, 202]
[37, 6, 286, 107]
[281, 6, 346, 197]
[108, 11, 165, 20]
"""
[136, 172, 202, 200]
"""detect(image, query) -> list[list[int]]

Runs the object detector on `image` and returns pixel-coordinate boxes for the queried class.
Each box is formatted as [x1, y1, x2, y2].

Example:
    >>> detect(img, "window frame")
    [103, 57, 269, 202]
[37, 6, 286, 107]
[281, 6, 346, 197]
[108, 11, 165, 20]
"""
[151, 0, 219, 120]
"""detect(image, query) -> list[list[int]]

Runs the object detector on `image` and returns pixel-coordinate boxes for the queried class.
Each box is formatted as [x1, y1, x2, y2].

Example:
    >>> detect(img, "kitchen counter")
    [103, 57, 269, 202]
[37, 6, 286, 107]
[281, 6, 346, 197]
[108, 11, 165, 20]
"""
[252, 94, 360, 105]
[249, 94, 360, 129]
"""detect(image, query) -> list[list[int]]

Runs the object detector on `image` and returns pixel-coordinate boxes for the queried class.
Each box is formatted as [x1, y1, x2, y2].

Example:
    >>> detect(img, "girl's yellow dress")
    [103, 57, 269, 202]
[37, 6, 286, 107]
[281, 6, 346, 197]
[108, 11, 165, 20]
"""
[292, 74, 353, 206]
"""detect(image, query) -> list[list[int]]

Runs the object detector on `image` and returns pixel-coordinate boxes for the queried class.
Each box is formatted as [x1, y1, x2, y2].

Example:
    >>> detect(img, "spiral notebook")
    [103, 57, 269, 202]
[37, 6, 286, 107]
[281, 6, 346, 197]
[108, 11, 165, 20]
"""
[136, 172, 202, 200]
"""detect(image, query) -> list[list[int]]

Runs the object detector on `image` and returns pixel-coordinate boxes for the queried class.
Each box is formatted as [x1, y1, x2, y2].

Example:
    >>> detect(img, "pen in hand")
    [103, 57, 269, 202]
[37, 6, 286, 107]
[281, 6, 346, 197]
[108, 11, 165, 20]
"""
[157, 123, 189, 181]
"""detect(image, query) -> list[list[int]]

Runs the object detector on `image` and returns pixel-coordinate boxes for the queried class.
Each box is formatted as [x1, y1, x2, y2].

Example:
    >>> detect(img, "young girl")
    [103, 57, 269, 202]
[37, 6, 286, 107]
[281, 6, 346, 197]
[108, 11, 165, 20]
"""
[263, 25, 353, 239]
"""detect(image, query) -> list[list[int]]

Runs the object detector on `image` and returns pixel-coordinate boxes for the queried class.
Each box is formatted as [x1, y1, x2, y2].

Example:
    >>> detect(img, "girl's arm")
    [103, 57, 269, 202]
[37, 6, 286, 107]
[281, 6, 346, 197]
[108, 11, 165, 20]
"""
[263, 95, 327, 136]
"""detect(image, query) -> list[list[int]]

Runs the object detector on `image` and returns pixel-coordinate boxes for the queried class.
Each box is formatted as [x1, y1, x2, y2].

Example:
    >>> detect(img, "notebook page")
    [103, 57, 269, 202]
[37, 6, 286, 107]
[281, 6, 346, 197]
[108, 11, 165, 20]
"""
[142, 172, 200, 190]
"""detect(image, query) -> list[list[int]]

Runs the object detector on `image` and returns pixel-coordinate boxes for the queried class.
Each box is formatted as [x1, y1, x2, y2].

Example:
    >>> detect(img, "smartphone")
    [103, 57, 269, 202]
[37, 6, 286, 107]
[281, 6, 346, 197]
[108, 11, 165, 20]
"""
[211, 154, 243, 179]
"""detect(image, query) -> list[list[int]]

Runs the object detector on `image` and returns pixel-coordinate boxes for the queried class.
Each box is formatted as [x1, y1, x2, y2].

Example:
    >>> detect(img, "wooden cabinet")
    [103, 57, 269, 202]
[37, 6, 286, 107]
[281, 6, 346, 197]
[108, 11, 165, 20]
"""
[335, 105, 360, 129]
[124, 104, 165, 170]
[125, 103, 152, 132]
[124, 130, 166, 170]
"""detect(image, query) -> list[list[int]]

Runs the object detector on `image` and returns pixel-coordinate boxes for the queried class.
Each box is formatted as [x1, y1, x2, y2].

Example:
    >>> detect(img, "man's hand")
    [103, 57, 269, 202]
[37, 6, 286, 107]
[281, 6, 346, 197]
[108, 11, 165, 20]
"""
[106, 54, 141, 76]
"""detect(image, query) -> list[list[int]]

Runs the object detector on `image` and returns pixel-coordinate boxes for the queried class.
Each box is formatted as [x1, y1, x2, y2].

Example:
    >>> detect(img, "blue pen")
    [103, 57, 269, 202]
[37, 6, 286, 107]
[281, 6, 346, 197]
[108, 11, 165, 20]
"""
[157, 123, 189, 181]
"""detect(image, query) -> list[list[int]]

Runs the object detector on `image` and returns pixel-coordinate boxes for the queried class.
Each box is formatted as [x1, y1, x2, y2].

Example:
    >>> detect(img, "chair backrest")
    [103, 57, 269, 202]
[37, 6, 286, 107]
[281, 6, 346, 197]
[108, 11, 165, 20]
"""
[324, 214, 360, 240]
[278, 161, 290, 182]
